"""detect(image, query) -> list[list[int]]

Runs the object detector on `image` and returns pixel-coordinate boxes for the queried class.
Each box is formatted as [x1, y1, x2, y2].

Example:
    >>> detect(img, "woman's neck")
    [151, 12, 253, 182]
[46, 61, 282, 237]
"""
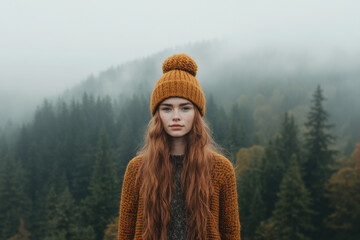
[170, 137, 186, 155]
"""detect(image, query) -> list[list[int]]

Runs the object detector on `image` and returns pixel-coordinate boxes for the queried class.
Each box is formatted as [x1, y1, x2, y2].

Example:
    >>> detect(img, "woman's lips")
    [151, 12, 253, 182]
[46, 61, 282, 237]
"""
[170, 124, 183, 130]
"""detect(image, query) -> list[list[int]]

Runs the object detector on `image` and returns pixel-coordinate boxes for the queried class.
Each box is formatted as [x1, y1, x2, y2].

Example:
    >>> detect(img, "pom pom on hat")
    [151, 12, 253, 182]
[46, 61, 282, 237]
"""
[162, 53, 198, 77]
[150, 53, 206, 116]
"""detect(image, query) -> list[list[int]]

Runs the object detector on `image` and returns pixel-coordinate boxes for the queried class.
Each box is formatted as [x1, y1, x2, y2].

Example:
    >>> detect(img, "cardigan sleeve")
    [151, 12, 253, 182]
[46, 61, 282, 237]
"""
[219, 160, 241, 240]
[118, 157, 140, 240]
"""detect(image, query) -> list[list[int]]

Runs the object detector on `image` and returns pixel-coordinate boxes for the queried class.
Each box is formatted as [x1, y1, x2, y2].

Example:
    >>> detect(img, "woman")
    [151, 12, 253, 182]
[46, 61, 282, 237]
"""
[118, 53, 241, 240]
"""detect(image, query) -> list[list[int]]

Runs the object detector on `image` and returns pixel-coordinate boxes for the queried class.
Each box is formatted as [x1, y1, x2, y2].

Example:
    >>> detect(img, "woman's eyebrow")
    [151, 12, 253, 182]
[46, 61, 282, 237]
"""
[160, 102, 192, 107]
[179, 102, 192, 106]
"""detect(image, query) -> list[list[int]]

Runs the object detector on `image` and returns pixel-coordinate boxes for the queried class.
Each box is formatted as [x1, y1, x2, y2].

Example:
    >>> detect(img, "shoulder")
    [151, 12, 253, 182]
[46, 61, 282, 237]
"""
[212, 152, 234, 173]
[128, 155, 143, 167]
[122, 156, 143, 190]
[125, 155, 143, 175]
[211, 152, 236, 181]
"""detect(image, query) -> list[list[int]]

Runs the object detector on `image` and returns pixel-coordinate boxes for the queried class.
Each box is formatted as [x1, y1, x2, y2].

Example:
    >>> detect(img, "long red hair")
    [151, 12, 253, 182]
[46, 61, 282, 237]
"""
[136, 106, 218, 240]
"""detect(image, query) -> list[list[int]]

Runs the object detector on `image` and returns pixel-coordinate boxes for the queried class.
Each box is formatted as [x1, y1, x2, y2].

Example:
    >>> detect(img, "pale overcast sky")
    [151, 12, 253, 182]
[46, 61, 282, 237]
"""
[1, 0, 359, 96]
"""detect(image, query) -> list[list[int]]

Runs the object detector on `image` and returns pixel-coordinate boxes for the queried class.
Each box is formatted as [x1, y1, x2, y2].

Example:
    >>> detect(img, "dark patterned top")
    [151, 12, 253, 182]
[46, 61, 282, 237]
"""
[167, 155, 187, 240]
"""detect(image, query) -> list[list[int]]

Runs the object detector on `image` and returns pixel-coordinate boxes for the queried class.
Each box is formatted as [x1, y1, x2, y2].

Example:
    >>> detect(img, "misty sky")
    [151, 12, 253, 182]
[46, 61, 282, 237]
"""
[1, 0, 360, 97]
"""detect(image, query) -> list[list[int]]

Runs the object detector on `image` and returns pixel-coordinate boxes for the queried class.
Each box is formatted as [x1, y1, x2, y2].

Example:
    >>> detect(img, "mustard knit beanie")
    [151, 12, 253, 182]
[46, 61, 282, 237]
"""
[150, 53, 206, 117]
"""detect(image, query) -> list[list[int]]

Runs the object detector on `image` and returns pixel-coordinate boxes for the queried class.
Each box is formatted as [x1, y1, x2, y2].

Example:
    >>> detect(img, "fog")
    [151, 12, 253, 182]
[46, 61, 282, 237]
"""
[1, 0, 360, 125]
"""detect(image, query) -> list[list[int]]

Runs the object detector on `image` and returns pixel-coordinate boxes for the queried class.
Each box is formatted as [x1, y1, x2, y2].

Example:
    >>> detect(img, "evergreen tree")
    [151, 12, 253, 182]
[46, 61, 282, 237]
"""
[255, 156, 314, 240]
[236, 95, 254, 147]
[44, 187, 75, 239]
[0, 154, 31, 239]
[303, 85, 337, 238]
[260, 140, 284, 218]
[42, 186, 96, 240]
[277, 112, 301, 167]
[115, 94, 149, 188]
[204, 95, 228, 146]
[0, 136, 8, 160]
[247, 174, 265, 239]
[69, 97, 97, 201]
[82, 130, 119, 240]
[227, 119, 245, 163]
[225, 102, 250, 161]
[95, 96, 116, 141]
[261, 112, 301, 218]
[41, 186, 58, 238]
[116, 94, 149, 162]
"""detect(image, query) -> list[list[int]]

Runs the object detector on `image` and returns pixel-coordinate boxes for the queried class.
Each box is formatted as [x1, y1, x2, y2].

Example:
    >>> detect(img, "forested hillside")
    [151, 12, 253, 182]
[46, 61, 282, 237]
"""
[59, 41, 360, 155]
[1, 41, 359, 239]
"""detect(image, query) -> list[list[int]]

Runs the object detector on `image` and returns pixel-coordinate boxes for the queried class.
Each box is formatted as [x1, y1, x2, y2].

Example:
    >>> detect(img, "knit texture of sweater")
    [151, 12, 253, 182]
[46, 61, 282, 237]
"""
[118, 153, 241, 240]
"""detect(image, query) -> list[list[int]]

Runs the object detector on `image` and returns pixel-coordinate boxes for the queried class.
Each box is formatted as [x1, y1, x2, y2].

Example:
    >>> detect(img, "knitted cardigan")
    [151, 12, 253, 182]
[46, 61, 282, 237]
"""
[118, 153, 241, 239]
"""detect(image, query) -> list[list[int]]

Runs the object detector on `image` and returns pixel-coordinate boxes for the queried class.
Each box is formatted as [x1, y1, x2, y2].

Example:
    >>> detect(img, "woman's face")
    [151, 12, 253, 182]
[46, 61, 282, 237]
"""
[159, 97, 195, 138]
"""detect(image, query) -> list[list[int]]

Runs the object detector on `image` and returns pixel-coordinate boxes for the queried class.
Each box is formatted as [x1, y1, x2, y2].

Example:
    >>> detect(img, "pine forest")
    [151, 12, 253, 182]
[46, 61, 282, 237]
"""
[1, 43, 360, 240]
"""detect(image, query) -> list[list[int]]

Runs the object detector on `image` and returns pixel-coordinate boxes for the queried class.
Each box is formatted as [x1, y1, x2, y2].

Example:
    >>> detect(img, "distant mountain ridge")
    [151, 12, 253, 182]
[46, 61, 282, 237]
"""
[59, 40, 360, 111]
[1, 40, 360, 147]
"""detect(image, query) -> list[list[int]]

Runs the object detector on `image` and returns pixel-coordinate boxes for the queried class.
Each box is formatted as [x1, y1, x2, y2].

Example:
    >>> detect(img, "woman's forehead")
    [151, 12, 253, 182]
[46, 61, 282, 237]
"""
[160, 97, 193, 105]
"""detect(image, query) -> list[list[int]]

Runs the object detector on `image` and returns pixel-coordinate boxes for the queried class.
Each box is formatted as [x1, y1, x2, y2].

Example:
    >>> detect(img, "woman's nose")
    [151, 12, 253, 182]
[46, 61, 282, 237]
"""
[172, 109, 180, 121]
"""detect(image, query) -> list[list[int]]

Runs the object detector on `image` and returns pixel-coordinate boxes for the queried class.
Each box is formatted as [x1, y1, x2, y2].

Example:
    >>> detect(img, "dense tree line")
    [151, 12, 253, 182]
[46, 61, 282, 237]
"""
[0, 85, 359, 239]
[235, 86, 359, 240]
[0, 93, 149, 240]
[56, 43, 360, 157]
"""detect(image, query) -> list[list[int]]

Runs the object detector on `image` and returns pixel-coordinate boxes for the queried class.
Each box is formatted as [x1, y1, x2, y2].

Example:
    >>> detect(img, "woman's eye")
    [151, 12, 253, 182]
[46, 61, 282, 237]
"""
[161, 107, 171, 112]
[182, 107, 191, 111]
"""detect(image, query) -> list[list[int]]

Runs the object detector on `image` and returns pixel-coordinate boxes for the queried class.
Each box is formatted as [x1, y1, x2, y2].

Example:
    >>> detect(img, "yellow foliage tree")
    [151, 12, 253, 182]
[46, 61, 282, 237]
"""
[236, 145, 265, 238]
[103, 217, 118, 240]
[325, 143, 360, 238]
[352, 143, 360, 170]
[7, 219, 30, 240]
[235, 145, 264, 178]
